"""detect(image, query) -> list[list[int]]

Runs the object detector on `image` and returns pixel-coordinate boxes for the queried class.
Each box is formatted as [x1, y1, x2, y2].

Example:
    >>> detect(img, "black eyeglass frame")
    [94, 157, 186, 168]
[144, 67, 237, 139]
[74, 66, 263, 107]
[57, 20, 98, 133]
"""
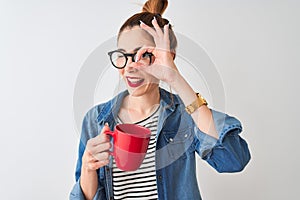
[108, 50, 153, 69]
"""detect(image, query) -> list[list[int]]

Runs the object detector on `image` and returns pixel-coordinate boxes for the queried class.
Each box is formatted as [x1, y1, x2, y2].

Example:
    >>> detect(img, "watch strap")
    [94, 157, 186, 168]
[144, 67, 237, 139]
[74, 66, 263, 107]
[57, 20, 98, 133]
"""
[185, 93, 208, 114]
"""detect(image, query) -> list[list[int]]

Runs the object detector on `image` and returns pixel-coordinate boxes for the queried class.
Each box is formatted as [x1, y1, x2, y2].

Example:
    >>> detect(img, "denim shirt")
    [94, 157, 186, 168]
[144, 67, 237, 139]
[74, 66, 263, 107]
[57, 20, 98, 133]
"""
[70, 88, 251, 200]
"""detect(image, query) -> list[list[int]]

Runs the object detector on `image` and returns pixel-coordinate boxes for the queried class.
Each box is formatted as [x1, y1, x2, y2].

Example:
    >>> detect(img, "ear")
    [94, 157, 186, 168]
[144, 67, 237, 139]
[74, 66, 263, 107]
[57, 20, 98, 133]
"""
[171, 51, 176, 60]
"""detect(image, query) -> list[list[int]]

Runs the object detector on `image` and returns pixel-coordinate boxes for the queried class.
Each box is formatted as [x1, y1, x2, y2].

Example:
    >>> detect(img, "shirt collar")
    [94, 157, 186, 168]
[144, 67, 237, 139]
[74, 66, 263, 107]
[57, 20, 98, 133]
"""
[96, 88, 180, 125]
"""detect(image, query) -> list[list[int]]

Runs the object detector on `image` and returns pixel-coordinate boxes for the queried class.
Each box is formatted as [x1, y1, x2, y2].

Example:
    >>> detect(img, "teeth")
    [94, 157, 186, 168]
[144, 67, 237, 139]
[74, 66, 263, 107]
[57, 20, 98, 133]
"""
[127, 78, 143, 83]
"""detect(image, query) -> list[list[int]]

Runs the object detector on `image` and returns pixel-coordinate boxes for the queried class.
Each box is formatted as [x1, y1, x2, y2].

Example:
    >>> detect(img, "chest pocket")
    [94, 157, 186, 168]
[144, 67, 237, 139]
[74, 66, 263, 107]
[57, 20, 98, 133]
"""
[162, 127, 195, 160]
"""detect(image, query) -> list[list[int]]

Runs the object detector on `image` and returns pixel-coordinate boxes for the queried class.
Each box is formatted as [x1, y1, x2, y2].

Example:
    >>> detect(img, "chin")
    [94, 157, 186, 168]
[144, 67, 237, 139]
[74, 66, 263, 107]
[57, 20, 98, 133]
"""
[128, 83, 159, 97]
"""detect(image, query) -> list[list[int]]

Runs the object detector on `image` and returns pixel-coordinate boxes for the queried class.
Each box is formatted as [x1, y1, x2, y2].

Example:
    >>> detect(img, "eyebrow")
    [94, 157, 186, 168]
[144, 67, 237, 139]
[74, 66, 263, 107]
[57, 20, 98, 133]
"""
[117, 47, 142, 53]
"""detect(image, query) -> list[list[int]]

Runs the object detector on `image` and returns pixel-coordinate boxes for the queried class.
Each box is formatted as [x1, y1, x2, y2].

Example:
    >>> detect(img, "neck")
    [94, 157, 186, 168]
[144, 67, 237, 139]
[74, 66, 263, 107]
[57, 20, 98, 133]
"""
[125, 88, 160, 114]
[118, 88, 160, 124]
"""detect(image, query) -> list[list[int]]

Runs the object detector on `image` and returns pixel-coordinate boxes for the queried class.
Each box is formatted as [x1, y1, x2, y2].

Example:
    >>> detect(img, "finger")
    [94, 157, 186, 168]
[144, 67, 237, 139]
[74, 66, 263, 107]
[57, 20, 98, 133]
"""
[132, 61, 157, 77]
[86, 139, 111, 157]
[88, 159, 109, 170]
[152, 17, 163, 37]
[97, 159, 109, 166]
[99, 141, 112, 151]
[86, 127, 109, 148]
[92, 151, 110, 161]
[87, 152, 98, 162]
[88, 124, 111, 147]
[100, 122, 110, 135]
[87, 135, 108, 147]
[86, 148, 110, 164]
[135, 46, 155, 62]
[163, 24, 171, 47]
[87, 141, 111, 156]
[139, 20, 156, 37]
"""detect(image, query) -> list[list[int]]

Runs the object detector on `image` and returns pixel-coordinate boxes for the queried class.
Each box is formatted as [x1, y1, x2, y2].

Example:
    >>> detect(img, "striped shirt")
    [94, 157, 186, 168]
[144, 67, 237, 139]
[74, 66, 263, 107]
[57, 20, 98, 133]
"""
[113, 107, 160, 200]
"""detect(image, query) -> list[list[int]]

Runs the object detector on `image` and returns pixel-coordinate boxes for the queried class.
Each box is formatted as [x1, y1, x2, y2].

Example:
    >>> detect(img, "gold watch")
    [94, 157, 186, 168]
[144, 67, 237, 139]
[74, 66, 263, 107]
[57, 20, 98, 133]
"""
[185, 93, 208, 114]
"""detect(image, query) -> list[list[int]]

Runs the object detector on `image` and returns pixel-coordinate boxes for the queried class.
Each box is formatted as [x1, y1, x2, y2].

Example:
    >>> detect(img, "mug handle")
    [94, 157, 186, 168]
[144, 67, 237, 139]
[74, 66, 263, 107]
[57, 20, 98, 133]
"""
[103, 130, 115, 156]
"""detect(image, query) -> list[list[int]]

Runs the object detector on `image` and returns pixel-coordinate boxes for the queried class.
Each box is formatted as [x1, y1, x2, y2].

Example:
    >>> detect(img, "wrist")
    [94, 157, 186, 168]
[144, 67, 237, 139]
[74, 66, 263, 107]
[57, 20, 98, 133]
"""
[80, 166, 98, 200]
[81, 164, 97, 175]
[185, 93, 208, 114]
[167, 73, 204, 108]
[166, 71, 183, 91]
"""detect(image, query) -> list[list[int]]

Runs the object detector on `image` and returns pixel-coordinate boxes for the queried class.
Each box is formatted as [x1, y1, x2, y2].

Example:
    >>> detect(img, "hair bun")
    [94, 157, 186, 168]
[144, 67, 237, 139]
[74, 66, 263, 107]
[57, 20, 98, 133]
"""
[142, 0, 168, 16]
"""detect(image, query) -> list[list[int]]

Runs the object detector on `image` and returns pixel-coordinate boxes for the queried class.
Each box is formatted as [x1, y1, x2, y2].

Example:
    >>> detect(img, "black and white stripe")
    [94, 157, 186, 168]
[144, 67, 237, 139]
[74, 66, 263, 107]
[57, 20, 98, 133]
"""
[113, 107, 160, 200]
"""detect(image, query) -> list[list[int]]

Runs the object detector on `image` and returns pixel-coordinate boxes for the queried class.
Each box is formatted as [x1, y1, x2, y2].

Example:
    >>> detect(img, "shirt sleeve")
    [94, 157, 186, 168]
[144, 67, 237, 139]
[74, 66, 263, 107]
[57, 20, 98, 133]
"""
[69, 107, 107, 199]
[69, 178, 86, 200]
[194, 109, 251, 173]
[69, 177, 107, 200]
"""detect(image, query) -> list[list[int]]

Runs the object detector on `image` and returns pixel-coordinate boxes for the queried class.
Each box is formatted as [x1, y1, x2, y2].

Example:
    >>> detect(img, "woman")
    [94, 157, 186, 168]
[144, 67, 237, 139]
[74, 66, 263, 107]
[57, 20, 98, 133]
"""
[70, 0, 251, 199]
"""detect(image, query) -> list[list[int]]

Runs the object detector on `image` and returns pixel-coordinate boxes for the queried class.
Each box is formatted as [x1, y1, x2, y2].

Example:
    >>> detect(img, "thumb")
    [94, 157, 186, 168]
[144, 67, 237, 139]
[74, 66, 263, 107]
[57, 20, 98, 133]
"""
[101, 122, 110, 133]
[100, 122, 111, 141]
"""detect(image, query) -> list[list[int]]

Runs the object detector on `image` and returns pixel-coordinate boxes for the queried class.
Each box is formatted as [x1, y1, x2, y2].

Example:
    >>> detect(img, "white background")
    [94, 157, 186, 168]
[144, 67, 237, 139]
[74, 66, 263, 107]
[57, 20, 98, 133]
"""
[1, 0, 299, 199]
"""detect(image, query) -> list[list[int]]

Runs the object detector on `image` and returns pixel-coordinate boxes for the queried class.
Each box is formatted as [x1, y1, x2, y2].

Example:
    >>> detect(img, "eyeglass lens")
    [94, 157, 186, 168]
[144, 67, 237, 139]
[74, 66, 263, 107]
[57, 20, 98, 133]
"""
[109, 51, 152, 69]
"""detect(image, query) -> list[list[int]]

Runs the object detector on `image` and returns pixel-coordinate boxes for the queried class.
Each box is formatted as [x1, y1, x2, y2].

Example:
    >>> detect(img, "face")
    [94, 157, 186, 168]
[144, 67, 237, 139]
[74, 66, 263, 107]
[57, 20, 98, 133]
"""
[117, 26, 159, 97]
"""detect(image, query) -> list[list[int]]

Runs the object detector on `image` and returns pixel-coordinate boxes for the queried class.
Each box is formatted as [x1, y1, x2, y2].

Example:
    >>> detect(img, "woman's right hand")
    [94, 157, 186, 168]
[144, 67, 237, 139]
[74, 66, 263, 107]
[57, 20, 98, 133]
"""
[81, 124, 111, 171]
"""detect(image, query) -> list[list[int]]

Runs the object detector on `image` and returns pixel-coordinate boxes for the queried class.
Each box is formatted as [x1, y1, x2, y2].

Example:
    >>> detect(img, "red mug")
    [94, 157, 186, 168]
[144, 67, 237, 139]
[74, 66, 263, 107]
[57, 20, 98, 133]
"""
[104, 124, 151, 171]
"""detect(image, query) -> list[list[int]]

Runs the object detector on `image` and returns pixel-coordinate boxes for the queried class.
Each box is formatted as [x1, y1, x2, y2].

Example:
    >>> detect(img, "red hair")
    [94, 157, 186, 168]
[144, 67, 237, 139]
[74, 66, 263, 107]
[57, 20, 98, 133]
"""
[118, 0, 177, 52]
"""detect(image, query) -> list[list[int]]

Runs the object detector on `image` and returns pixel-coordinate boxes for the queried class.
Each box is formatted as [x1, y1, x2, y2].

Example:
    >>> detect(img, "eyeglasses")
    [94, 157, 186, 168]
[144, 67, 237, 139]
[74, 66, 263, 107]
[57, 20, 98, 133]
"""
[108, 50, 153, 69]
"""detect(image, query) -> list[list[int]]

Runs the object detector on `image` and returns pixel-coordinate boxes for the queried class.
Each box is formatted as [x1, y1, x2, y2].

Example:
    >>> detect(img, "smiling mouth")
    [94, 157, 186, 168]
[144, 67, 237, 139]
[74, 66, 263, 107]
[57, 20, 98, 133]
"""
[126, 77, 145, 88]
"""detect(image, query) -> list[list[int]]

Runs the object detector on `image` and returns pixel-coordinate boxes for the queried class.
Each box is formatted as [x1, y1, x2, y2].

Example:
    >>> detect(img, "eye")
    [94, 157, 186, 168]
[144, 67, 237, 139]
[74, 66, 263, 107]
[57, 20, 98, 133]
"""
[113, 52, 125, 59]
[142, 52, 152, 58]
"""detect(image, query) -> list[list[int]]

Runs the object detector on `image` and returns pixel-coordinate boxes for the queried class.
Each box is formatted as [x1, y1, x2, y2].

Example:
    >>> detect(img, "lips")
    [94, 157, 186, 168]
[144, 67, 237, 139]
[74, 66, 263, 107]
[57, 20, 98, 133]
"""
[126, 76, 145, 88]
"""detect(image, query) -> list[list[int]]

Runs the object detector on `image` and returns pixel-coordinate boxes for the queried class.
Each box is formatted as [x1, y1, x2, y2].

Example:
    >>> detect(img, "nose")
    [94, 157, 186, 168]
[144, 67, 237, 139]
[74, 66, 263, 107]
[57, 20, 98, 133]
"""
[124, 58, 138, 73]
[127, 55, 135, 64]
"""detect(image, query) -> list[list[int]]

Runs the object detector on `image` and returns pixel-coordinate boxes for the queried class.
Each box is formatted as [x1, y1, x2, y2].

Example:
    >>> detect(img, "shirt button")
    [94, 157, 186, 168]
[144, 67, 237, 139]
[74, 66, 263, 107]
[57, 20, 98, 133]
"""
[158, 175, 162, 180]
[169, 138, 173, 142]
[184, 134, 188, 138]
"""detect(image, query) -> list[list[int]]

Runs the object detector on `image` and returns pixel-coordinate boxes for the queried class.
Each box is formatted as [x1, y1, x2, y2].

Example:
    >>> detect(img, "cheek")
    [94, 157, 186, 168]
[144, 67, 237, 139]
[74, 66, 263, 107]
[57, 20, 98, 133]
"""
[118, 69, 125, 76]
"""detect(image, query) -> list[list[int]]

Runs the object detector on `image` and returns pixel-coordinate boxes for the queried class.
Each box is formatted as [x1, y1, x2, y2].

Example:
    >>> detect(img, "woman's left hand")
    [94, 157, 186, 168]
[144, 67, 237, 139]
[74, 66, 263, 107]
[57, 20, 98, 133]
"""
[135, 17, 179, 84]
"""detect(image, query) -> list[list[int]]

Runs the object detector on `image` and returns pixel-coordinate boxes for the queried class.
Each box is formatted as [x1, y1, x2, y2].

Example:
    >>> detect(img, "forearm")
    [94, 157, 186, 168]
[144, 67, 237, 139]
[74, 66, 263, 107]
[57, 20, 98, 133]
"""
[80, 168, 98, 200]
[169, 72, 218, 139]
